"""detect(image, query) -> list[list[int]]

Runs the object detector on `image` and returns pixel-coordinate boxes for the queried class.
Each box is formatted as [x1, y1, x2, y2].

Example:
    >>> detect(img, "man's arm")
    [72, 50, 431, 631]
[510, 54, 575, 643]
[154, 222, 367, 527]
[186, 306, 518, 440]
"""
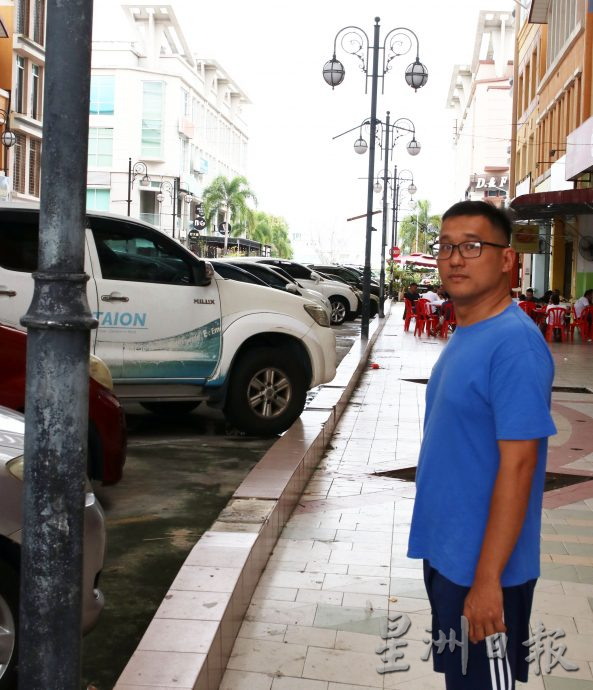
[463, 438, 539, 643]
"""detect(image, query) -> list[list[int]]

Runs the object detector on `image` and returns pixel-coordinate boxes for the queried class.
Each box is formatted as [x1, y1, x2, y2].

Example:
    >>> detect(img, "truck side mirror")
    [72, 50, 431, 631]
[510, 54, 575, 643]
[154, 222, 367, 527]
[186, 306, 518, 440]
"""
[194, 261, 213, 286]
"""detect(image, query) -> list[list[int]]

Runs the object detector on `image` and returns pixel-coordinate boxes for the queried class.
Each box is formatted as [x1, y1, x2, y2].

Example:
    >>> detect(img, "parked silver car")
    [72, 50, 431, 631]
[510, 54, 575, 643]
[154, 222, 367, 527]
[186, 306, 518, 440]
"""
[0, 405, 106, 687]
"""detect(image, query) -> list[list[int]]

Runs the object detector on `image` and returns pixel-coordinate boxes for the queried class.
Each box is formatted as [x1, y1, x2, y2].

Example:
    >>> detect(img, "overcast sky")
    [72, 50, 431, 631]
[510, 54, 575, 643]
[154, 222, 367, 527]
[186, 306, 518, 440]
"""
[98, 0, 516, 261]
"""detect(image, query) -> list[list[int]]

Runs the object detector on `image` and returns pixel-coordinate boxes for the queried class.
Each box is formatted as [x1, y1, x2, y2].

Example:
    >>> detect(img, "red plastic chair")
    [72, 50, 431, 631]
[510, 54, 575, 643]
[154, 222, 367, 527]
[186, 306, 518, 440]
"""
[545, 307, 568, 343]
[518, 301, 538, 318]
[576, 305, 593, 342]
[403, 297, 416, 332]
[568, 305, 588, 342]
[438, 302, 456, 338]
[414, 298, 439, 337]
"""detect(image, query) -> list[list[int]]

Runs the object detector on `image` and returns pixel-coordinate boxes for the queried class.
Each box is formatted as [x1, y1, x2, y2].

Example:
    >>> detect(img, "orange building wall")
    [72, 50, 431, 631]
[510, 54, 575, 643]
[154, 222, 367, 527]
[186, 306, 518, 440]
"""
[0, 6, 13, 92]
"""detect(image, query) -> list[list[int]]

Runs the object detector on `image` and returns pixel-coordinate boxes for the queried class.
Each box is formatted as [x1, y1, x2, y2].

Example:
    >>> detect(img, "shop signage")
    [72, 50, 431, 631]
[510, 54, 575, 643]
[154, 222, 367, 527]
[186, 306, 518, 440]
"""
[471, 175, 509, 189]
[512, 223, 540, 253]
[566, 116, 593, 180]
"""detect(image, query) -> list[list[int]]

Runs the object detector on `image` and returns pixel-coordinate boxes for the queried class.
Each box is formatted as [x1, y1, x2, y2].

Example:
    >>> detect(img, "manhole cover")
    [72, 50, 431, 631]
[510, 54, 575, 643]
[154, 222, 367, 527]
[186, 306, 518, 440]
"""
[374, 467, 592, 492]
[552, 386, 593, 394]
[401, 378, 429, 384]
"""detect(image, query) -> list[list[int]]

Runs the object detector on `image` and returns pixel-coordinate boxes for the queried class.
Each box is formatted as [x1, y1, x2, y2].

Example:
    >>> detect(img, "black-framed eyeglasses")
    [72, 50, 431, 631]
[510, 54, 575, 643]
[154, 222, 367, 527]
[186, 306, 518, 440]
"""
[430, 240, 510, 260]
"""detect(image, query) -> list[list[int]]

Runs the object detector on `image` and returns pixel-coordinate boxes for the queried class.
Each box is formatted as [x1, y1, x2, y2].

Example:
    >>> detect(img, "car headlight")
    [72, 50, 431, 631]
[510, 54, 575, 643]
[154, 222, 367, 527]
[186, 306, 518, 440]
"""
[7, 454, 94, 492]
[90, 355, 114, 390]
[6, 455, 24, 480]
[304, 303, 330, 327]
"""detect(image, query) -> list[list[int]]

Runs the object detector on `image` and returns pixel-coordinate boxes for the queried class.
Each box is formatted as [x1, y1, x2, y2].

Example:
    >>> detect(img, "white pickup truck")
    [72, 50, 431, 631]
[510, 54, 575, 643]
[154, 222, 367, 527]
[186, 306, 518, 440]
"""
[0, 204, 336, 435]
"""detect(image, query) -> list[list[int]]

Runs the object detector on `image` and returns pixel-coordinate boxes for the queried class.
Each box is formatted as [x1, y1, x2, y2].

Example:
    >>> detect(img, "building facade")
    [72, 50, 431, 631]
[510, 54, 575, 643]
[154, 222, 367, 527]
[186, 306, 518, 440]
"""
[447, 10, 515, 208]
[510, 0, 593, 299]
[90, 4, 250, 241]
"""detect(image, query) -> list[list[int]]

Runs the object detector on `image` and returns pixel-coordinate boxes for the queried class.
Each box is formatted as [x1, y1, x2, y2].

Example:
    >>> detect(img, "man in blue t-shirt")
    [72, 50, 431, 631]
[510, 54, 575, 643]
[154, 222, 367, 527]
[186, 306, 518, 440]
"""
[407, 200, 556, 690]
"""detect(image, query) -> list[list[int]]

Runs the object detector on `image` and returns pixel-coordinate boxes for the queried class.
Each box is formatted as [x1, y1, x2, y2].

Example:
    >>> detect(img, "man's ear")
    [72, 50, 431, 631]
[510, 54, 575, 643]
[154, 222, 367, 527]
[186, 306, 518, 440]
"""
[502, 247, 516, 274]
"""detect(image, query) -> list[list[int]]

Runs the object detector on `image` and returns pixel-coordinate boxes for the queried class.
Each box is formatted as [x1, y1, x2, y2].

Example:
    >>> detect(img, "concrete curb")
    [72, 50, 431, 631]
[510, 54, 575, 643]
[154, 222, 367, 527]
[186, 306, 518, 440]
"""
[114, 305, 392, 690]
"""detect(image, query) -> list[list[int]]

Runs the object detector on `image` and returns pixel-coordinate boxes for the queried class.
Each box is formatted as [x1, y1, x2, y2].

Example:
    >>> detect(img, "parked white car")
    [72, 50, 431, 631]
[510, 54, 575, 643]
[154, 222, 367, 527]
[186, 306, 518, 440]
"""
[247, 258, 360, 325]
[0, 405, 106, 687]
[0, 204, 336, 435]
[214, 257, 333, 321]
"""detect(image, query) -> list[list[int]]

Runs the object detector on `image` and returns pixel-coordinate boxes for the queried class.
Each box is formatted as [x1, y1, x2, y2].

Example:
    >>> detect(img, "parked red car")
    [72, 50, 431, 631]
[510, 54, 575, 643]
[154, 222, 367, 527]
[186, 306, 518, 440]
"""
[0, 322, 126, 484]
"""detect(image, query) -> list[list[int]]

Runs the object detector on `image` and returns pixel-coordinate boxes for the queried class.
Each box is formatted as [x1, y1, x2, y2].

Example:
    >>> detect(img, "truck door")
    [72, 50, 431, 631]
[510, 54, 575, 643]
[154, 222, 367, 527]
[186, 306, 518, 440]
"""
[87, 218, 221, 382]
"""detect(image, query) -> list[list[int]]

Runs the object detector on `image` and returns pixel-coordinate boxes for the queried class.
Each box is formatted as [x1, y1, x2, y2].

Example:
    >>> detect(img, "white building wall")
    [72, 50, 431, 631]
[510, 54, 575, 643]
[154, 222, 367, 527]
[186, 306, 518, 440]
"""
[90, 4, 249, 240]
[447, 11, 514, 206]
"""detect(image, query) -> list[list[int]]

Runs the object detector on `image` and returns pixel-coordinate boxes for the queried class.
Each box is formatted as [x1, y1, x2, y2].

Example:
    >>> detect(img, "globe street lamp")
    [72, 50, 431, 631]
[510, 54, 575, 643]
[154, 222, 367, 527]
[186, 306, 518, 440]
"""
[156, 178, 178, 237]
[323, 17, 428, 338]
[126, 158, 150, 216]
[337, 113, 421, 317]
[0, 106, 16, 177]
[388, 167, 416, 297]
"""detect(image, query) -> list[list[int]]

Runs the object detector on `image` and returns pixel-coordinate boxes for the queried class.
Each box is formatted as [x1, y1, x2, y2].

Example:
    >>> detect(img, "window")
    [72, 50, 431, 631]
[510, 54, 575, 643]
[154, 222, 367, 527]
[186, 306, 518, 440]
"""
[90, 75, 115, 115]
[0, 219, 38, 272]
[547, 0, 580, 67]
[32, 0, 44, 45]
[28, 138, 40, 197]
[16, 0, 30, 34]
[30, 64, 41, 120]
[13, 134, 26, 194]
[15, 57, 25, 114]
[91, 221, 195, 285]
[141, 81, 164, 158]
[87, 188, 111, 211]
[88, 128, 113, 167]
[180, 88, 190, 117]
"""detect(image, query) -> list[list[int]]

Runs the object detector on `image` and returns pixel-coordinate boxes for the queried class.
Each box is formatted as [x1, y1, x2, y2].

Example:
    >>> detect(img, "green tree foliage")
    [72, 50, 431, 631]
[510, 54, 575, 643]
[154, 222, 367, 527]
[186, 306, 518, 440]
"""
[397, 199, 441, 254]
[249, 211, 293, 258]
[202, 175, 257, 253]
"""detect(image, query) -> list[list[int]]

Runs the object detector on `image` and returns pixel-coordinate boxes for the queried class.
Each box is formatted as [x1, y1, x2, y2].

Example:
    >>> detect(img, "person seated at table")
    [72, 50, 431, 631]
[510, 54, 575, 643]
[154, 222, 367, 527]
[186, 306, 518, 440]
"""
[423, 284, 440, 314]
[403, 282, 421, 319]
[525, 287, 539, 303]
[542, 289, 553, 305]
[574, 289, 593, 318]
[545, 294, 564, 341]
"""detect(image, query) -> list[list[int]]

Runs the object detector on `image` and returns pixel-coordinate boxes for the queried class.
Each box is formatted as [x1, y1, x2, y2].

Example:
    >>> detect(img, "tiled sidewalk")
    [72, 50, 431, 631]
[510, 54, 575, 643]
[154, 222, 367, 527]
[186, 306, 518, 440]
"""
[220, 306, 593, 690]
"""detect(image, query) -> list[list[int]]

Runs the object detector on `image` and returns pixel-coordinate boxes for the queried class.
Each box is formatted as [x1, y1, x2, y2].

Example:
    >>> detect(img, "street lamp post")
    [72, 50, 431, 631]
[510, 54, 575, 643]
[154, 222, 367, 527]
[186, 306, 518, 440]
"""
[323, 17, 428, 338]
[387, 167, 415, 297]
[126, 158, 150, 216]
[0, 94, 16, 177]
[156, 178, 177, 238]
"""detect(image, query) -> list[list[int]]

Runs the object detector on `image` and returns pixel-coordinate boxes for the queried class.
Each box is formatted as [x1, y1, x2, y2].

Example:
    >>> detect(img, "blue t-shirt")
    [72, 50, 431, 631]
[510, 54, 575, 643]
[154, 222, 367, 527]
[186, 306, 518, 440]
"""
[407, 303, 556, 587]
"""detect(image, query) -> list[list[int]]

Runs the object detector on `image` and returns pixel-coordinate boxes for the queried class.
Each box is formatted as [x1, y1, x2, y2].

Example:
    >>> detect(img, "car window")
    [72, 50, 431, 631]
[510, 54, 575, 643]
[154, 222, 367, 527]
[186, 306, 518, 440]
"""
[212, 262, 265, 284]
[236, 264, 285, 288]
[262, 260, 311, 280]
[91, 220, 195, 285]
[0, 219, 39, 272]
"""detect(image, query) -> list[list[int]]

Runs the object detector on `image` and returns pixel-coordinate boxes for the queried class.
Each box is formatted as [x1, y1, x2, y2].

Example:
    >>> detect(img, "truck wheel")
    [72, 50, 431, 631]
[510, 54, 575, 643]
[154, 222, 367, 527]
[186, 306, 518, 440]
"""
[225, 348, 306, 435]
[329, 296, 348, 325]
[0, 560, 18, 689]
[140, 401, 200, 416]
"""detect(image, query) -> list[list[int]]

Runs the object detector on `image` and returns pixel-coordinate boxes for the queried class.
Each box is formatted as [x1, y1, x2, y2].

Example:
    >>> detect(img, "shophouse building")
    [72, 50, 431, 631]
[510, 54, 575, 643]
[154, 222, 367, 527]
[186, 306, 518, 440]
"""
[510, 0, 593, 299]
[447, 11, 514, 209]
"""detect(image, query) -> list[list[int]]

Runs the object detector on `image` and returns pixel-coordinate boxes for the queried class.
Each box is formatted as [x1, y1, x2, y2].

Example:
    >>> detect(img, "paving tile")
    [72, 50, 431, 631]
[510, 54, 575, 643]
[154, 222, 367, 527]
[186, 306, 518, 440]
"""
[284, 624, 337, 648]
[219, 670, 273, 690]
[246, 600, 317, 627]
[302, 646, 383, 687]
[226, 637, 307, 676]
[271, 678, 329, 690]
[237, 621, 287, 641]
[296, 588, 344, 605]
[117, 650, 203, 688]
[137, 618, 218, 653]
[258, 570, 325, 591]
[154, 590, 231, 621]
[252, 585, 298, 602]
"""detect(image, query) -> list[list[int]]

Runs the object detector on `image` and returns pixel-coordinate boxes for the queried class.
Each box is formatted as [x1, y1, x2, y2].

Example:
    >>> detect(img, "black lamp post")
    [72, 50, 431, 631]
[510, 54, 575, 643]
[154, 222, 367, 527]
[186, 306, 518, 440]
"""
[126, 158, 150, 216]
[0, 98, 16, 177]
[323, 17, 428, 338]
[157, 178, 177, 238]
[386, 167, 416, 297]
[336, 113, 421, 318]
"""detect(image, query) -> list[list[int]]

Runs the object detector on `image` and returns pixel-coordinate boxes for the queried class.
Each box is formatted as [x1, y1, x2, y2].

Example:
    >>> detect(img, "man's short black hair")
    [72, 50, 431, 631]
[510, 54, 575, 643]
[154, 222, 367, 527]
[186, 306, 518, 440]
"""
[409, 282, 418, 287]
[584, 289, 593, 298]
[441, 200, 512, 244]
[526, 288, 534, 293]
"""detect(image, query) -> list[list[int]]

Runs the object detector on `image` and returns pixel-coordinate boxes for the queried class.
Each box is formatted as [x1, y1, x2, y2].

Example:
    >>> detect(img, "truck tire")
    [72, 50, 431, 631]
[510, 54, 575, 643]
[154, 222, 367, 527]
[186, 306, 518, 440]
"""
[329, 296, 348, 325]
[0, 559, 18, 690]
[224, 347, 307, 435]
[140, 401, 201, 416]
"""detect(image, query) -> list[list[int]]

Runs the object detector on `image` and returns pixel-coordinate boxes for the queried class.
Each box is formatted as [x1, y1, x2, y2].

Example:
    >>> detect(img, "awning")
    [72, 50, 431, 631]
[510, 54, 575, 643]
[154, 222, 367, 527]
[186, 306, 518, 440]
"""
[393, 252, 437, 268]
[510, 188, 593, 220]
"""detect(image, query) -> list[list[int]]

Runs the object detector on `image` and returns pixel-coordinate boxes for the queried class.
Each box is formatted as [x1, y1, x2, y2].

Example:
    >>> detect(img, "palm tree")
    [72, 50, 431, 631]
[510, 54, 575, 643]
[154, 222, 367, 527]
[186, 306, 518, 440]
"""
[201, 175, 257, 253]
[397, 199, 441, 254]
[248, 212, 293, 258]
